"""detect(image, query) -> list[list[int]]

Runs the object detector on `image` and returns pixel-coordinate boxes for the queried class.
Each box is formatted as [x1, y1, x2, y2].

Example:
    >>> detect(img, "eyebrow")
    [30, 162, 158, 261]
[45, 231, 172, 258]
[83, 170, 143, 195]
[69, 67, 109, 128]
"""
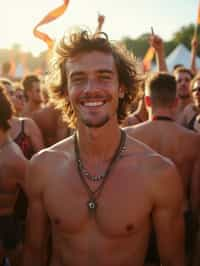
[70, 69, 113, 78]
[97, 69, 113, 74]
[70, 71, 85, 79]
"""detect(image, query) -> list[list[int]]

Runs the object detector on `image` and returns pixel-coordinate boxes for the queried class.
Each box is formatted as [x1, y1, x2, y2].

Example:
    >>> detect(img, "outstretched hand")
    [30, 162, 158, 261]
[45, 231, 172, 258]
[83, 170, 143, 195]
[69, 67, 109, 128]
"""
[149, 34, 164, 54]
[98, 14, 105, 26]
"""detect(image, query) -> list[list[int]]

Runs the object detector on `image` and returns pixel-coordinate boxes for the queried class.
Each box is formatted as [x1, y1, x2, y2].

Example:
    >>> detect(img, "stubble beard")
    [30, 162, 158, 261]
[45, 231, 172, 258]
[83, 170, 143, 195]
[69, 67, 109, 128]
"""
[178, 86, 190, 99]
[80, 114, 110, 128]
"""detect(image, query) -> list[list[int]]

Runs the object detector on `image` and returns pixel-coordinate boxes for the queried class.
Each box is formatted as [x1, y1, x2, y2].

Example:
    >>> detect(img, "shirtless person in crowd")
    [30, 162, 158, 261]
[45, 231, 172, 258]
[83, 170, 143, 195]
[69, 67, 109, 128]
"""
[125, 72, 200, 265]
[30, 103, 72, 147]
[173, 67, 193, 123]
[23, 30, 185, 266]
[22, 74, 43, 117]
[180, 74, 200, 131]
[122, 81, 148, 126]
[0, 84, 27, 266]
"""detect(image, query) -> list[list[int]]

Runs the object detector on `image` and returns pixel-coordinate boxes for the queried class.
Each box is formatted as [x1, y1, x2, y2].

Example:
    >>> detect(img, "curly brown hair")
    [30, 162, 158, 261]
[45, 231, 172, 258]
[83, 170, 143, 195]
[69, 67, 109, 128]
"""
[0, 83, 15, 131]
[47, 30, 141, 128]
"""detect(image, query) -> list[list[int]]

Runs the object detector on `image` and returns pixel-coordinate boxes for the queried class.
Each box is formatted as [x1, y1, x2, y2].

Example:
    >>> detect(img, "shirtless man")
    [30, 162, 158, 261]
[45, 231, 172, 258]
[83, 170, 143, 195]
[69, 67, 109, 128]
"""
[180, 74, 200, 131]
[125, 72, 200, 265]
[22, 74, 42, 116]
[23, 30, 185, 266]
[0, 84, 27, 265]
[173, 67, 193, 123]
[122, 81, 148, 126]
[30, 103, 72, 147]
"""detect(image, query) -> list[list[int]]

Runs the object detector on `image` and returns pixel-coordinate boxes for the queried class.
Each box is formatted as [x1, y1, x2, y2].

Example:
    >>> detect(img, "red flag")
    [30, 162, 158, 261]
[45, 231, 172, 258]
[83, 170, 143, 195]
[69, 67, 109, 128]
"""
[142, 47, 155, 72]
[33, 0, 70, 49]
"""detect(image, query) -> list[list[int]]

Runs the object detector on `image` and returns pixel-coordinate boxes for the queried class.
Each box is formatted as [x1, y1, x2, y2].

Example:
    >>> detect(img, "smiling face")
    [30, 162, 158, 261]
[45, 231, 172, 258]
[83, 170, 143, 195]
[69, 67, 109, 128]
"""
[66, 51, 123, 128]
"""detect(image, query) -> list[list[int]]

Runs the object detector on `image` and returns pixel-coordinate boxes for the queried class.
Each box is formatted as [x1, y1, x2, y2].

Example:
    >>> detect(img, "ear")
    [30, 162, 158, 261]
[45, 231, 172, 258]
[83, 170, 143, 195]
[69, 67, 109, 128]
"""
[144, 96, 152, 107]
[118, 85, 125, 99]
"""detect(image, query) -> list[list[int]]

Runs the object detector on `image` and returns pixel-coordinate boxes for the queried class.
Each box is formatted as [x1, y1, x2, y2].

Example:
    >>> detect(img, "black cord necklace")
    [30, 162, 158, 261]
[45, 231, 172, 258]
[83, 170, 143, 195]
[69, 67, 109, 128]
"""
[74, 129, 126, 213]
[152, 115, 174, 122]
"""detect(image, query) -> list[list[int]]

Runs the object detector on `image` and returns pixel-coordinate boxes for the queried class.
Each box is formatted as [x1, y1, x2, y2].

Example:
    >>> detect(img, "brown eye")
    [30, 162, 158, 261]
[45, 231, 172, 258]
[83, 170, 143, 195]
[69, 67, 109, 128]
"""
[72, 77, 86, 84]
[100, 75, 111, 80]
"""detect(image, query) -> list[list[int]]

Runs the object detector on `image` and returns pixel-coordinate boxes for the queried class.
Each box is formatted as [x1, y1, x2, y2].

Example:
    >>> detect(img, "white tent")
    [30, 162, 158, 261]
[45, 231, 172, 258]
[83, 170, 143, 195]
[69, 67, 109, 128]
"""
[166, 43, 200, 72]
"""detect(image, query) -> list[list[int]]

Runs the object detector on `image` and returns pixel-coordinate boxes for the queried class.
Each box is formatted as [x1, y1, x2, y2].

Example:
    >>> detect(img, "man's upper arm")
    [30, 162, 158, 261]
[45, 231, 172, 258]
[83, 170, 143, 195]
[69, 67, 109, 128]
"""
[15, 154, 28, 193]
[27, 119, 45, 151]
[25, 153, 49, 250]
[152, 159, 185, 265]
[191, 138, 200, 213]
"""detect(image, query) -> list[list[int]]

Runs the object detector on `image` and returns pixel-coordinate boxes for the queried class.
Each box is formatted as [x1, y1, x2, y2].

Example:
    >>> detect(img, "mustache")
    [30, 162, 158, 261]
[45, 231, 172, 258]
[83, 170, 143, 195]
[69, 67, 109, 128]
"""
[79, 94, 112, 101]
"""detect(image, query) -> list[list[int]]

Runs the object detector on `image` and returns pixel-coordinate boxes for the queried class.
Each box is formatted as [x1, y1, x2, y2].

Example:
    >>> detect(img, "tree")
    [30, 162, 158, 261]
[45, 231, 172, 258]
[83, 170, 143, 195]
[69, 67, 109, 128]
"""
[173, 23, 200, 55]
[122, 34, 151, 59]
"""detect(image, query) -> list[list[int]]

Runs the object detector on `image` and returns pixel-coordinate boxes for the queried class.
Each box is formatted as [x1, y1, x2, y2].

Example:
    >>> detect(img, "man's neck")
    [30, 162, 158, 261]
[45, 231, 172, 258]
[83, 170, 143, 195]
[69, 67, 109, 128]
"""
[25, 101, 41, 113]
[76, 123, 122, 162]
[149, 109, 174, 121]
[178, 96, 192, 109]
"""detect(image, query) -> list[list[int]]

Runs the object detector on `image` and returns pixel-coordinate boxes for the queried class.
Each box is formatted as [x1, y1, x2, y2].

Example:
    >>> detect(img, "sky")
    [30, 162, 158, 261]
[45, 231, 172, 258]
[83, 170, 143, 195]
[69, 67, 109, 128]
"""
[0, 0, 199, 56]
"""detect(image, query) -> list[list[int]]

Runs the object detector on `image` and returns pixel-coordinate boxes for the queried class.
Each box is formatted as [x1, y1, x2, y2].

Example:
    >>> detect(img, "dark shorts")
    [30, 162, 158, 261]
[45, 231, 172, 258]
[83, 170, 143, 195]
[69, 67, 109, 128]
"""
[145, 230, 160, 265]
[0, 214, 22, 250]
[184, 209, 193, 254]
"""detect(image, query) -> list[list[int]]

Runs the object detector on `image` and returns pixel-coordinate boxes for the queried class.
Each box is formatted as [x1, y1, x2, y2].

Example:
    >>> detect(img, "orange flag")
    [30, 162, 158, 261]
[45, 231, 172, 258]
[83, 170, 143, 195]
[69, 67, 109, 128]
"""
[193, 0, 200, 38]
[9, 51, 16, 78]
[33, 0, 70, 49]
[142, 47, 155, 72]
[197, 0, 200, 24]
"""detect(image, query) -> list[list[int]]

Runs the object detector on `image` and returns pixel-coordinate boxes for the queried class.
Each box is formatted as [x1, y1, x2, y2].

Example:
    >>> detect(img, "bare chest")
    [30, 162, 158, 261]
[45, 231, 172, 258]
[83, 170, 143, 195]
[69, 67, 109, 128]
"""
[43, 162, 153, 237]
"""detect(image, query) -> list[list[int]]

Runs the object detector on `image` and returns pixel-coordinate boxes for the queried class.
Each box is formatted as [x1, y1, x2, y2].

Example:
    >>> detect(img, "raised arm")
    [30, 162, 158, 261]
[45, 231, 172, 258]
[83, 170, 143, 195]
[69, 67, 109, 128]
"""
[191, 36, 198, 75]
[149, 34, 168, 72]
[22, 153, 49, 266]
[152, 159, 185, 266]
[95, 13, 105, 34]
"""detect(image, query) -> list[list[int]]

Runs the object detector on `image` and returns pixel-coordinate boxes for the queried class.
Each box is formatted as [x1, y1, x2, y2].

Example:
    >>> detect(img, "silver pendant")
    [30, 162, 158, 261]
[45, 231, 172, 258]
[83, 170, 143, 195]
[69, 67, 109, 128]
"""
[88, 200, 97, 210]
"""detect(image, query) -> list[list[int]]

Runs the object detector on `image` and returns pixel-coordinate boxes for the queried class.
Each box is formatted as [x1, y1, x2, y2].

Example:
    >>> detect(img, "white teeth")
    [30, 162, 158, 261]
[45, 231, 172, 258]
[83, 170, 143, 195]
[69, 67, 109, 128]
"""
[84, 102, 103, 107]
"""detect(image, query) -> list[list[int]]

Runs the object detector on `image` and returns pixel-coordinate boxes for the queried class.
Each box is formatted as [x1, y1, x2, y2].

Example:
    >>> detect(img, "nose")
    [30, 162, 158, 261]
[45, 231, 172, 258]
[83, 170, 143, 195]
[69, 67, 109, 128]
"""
[84, 79, 100, 94]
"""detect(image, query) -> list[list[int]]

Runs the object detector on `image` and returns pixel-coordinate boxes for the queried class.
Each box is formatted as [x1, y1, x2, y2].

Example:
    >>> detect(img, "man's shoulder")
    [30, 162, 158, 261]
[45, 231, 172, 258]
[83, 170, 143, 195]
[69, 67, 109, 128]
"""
[183, 103, 196, 114]
[143, 153, 183, 204]
[125, 121, 156, 145]
[31, 135, 74, 166]
[4, 142, 27, 176]
[176, 123, 200, 144]
[127, 133, 176, 175]
[26, 135, 74, 194]
[125, 120, 150, 135]
[126, 132, 164, 163]
[31, 104, 57, 119]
